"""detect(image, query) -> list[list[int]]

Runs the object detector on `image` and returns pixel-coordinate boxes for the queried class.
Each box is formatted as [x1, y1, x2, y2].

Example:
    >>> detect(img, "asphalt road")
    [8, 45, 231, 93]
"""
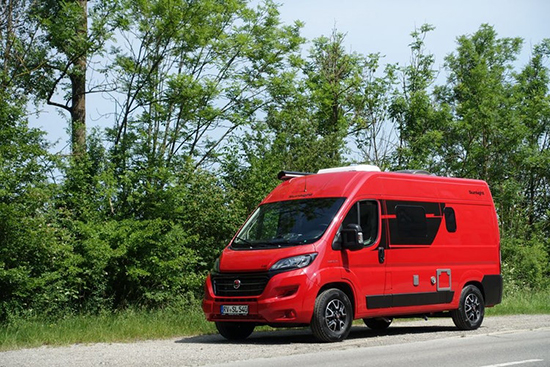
[212, 328, 550, 367]
[1, 315, 549, 367]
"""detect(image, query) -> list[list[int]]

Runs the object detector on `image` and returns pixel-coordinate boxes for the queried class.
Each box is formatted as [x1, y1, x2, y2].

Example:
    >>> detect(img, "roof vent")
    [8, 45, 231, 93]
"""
[317, 165, 381, 174]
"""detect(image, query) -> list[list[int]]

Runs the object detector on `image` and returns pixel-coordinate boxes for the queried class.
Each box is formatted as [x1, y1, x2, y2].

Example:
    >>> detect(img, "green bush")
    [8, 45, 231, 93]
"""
[501, 235, 549, 290]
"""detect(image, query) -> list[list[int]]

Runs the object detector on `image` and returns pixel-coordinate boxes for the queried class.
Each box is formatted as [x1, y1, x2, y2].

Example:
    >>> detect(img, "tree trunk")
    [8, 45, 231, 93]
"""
[70, 0, 88, 157]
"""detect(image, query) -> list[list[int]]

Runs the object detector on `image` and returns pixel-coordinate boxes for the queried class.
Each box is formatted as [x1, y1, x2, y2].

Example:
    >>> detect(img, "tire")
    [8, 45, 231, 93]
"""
[451, 285, 485, 330]
[311, 289, 353, 342]
[215, 321, 255, 340]
[363, 317, 392, 330]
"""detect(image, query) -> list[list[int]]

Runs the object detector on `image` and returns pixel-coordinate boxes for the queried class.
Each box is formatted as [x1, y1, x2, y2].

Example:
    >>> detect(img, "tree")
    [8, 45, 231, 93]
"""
[389, 24, 447, 171]
[0, 64, 75, 320]
[7, 0, 122, 157]
[303, 30, 366, 163]
[437, 26, 549, 289]
[513, 39, 550, 236]
[223, 30, 371, 212]
[106, 0, 302, 219]
[437, 24, 523, 181]
[351, 54, 397, 168]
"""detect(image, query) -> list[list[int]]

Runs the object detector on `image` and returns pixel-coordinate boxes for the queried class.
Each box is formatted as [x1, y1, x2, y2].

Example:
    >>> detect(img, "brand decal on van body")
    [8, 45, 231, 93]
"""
[469, 190, 485, 196]
[289, 193, 313, 199]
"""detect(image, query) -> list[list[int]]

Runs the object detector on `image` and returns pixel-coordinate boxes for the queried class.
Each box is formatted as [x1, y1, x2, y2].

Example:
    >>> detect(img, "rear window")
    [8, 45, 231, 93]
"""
[444, 207, 457, 232]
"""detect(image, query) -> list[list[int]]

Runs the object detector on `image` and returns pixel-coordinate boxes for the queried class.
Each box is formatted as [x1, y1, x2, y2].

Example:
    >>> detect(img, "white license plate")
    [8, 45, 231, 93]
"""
[221, 305, 249, 316]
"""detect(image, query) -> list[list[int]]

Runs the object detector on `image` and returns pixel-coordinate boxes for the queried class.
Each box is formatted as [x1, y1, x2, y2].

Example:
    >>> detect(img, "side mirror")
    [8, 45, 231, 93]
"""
[341, 224, 364, 251]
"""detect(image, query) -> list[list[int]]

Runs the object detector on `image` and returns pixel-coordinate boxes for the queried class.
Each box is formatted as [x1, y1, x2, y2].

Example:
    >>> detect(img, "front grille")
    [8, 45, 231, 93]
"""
[211, 273, 270, 297]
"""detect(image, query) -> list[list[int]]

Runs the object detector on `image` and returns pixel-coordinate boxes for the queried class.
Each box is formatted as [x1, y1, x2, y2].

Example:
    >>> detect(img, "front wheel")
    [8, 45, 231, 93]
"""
[451, 285, 485, 330]
[311, 289, 353, 342]
[215, 321, 255, 340]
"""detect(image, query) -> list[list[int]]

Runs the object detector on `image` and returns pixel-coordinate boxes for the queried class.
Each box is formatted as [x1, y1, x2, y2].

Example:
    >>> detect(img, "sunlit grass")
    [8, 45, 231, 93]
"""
[486, 287, 550, 315]
[0, 304, 216, 352]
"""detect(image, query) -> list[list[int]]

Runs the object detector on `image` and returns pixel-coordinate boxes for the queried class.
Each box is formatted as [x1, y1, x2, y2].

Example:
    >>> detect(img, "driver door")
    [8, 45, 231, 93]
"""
[339, 200, 387, 316]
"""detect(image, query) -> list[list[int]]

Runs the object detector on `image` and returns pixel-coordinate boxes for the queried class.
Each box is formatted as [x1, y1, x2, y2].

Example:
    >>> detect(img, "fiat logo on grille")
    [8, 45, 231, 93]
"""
[233, 279, 242, 290]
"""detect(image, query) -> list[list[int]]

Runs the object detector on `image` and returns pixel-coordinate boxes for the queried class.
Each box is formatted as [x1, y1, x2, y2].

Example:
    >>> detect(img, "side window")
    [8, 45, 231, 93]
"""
[342, 203, 358, 229]
[341, 201, 379, 246]
[395, 205, 427, 239]
[359, 201, 378, 245]
[444, 207, 457, 233]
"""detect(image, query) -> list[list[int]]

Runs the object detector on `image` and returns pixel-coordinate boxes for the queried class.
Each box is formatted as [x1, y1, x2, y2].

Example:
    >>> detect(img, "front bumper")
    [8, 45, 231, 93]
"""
[202, 269, 318, 325]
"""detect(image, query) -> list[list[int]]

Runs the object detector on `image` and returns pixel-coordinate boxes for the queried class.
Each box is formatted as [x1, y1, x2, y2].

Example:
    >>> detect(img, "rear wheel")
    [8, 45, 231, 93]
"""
[215, 321, 255, 340]
[363, 317, 392, 330]
[311, 289, 353, 342]
[451, 285, 484, 330]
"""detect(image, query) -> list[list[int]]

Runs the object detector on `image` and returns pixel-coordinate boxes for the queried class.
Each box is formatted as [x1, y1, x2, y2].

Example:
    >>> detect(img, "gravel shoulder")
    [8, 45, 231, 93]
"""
[1, 315, 550, 367]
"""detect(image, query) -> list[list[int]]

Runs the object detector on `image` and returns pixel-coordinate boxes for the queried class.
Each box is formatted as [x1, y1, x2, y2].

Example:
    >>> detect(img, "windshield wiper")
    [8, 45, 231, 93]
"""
[232, 237, 277, 249]
[233, 235, 253, 246]
[268, 239, 304, 247]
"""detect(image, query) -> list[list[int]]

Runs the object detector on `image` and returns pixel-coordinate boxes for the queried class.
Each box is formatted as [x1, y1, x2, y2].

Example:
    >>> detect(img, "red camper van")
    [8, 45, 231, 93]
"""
[202, 165, 502, 342]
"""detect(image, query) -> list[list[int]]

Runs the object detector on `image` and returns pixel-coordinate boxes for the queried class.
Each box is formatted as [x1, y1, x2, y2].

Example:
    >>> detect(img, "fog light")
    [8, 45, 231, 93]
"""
[284, 310, 296, 319]
[277, 286, 299, 298]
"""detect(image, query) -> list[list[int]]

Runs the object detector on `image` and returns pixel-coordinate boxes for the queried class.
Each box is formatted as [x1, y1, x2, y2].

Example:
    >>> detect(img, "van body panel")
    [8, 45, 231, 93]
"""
[202, 169, 502, 337]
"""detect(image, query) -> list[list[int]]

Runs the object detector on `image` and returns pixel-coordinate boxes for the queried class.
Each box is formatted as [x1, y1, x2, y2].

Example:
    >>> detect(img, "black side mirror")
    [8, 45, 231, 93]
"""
[341, 224, 364, 251]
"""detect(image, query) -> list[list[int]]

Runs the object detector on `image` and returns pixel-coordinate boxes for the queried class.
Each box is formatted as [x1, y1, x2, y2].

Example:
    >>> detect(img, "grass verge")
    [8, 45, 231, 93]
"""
[0, 304, 215, 352]
[1, 288, 549, 351]
[486, 287, 550, 315]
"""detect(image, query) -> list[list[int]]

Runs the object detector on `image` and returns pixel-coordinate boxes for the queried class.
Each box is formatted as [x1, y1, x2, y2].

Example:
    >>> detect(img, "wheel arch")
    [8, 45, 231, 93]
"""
[317, 282, 356, 318]
[463, 280, 485, 303]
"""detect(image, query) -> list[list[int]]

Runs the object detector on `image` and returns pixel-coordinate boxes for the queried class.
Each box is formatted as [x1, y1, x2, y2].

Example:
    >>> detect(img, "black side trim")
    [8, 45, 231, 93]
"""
[481, 274, 503, 306]
[367, 291, 454, 309]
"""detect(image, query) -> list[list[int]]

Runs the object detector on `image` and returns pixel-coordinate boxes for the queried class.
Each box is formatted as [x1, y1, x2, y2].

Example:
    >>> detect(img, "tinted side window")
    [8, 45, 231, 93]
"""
[359, 201, 378, 245]
[396, 205, 427, 239]
[444, 207, 457, 233]
[342, 203, 358, 229]
[341, 201, 379, 246]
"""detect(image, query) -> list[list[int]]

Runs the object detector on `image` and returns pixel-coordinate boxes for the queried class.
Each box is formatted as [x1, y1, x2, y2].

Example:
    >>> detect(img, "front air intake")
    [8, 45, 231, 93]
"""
[211, 273, 270, 297]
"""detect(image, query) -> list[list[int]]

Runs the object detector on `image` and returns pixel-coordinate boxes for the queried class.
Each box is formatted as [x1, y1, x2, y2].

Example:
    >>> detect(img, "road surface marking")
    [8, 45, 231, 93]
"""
[480, 360, 544, 367]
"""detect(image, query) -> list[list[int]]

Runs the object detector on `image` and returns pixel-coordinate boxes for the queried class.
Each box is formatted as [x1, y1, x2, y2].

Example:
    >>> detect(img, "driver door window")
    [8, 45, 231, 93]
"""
[342, 201, 379, 246]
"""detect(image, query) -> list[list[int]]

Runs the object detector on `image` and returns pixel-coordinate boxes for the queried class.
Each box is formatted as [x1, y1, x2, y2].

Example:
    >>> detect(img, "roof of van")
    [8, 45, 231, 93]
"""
[263, 168, 494, 205]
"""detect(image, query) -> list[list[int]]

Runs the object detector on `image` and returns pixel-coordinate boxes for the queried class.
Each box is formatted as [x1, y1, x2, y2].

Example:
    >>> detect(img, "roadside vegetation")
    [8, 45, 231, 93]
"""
[1, 0, 549, 352]
[1, 287, 549, 352]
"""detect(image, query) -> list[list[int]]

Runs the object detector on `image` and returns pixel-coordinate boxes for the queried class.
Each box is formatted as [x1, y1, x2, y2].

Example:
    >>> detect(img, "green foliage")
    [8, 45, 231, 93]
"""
[0, 82, 74, 321]
[390, 24, 444, 170]
[224, 29, 376, 212]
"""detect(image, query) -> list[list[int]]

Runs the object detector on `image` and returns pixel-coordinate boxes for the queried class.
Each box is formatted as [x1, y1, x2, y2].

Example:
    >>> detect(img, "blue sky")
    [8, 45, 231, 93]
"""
[33, 0, 549, 151]
[275, 0, 549, 67]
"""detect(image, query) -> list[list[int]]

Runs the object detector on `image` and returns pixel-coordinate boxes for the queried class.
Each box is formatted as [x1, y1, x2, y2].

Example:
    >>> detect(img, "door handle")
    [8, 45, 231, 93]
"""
[378, 246, 385, 264]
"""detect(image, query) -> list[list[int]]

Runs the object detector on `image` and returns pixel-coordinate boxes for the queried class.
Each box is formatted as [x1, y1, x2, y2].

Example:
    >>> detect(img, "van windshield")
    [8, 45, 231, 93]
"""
[232, 198, 345, 249]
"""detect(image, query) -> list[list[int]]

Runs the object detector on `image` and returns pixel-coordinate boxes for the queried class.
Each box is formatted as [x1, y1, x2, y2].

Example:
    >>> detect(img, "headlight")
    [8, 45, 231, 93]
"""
[270, 253, 318, 272]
